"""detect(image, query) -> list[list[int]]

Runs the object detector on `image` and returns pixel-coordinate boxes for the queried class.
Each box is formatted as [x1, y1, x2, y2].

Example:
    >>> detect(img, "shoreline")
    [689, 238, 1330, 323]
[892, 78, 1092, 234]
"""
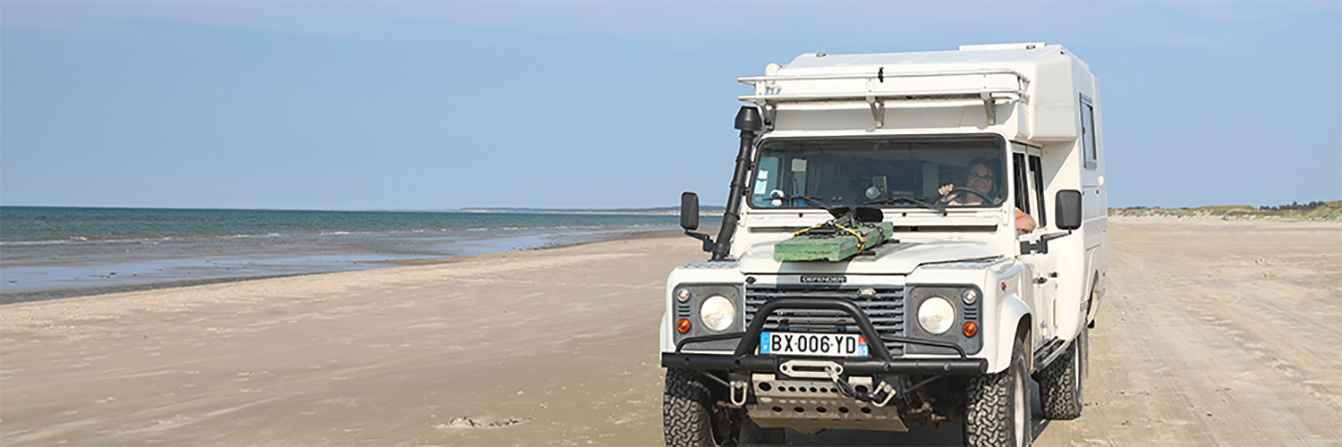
[0, 228, 693, 305]
[0, 272, 331, 305]
[367, 228, 689, 266]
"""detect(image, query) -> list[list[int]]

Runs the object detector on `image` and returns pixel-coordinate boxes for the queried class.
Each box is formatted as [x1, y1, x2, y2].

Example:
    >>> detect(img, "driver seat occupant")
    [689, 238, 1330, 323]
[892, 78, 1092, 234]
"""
[937, 160, 1037, 234]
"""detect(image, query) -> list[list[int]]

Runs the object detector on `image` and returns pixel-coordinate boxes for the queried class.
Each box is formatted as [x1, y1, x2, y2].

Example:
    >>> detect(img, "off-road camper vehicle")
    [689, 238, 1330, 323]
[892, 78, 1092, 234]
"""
[662, 43, 1107, 446]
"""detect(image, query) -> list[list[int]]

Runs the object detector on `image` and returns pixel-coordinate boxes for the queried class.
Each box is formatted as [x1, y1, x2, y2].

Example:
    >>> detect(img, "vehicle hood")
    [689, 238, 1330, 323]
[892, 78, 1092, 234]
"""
[737, 239, 997, 275]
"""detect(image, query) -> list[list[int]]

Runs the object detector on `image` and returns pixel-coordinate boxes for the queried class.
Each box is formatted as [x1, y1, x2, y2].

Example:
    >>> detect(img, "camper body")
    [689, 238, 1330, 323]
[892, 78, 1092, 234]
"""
[661, 43, 1107, 446]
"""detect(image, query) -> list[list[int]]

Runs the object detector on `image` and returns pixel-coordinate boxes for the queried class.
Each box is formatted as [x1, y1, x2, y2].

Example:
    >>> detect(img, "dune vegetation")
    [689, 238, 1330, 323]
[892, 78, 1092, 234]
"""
[1109, 200, 1342, 221]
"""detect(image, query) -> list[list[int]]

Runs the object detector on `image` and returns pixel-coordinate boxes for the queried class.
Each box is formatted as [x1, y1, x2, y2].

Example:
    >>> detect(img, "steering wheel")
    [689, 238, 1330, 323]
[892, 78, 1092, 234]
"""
[941, 187, 995, 205]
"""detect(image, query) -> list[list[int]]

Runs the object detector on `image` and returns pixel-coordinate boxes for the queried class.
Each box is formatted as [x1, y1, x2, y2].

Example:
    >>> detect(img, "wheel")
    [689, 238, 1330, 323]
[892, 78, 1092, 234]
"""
[1037, 325, 1086, 420]
[965, 335, 1032, 447]
[664, 368, 743, 447]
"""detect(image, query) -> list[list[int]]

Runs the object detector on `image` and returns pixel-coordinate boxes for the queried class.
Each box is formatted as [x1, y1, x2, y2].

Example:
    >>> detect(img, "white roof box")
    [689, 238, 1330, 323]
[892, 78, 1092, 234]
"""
[959, 42, 1047, 51]
[737, 43, 1097, 141]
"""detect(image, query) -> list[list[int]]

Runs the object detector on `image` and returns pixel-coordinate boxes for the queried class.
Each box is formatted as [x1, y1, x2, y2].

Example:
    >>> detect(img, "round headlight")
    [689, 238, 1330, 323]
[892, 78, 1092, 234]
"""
[700, 295, 736, 332]
[918, 296, 956, 334]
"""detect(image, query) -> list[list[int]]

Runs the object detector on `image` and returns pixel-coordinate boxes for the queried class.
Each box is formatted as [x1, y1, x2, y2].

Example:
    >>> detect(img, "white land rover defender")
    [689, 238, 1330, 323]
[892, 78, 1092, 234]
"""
[661, 43, 1108, 446]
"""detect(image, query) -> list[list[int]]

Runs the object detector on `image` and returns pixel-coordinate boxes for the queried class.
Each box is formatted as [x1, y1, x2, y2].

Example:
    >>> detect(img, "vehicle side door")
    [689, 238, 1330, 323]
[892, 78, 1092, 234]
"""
[1013, 144, 1056, 342]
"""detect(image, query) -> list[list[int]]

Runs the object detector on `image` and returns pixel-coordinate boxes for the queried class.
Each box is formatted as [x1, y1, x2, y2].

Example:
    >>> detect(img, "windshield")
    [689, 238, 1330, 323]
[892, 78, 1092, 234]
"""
[750, 136, 1006, 210]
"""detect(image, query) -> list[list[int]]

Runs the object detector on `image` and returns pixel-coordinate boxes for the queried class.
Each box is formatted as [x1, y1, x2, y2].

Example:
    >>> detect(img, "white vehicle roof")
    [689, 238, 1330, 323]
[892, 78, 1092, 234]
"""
[740, 43, 1097, 141]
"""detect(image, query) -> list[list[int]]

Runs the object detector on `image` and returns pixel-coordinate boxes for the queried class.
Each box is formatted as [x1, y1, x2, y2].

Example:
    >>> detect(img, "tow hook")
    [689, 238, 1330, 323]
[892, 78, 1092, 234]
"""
[730, 380, 749, 406]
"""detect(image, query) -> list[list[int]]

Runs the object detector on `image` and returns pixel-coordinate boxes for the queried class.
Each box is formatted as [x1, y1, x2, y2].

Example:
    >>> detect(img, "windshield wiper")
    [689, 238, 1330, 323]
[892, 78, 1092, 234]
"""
[764, 195, 834, 210]
[864, 196, 947, 216]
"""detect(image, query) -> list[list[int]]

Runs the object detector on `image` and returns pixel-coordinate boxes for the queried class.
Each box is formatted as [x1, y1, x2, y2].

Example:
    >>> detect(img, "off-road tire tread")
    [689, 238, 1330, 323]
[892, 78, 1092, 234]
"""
[1037, 327, 1084, 420]
[664, 368, 714, 447]
[965, 337, 1029, 447]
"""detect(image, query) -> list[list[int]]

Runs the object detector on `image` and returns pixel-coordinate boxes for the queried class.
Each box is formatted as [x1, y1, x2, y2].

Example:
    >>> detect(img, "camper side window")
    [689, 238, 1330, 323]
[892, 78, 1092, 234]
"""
[1081, 94, 1097, 169]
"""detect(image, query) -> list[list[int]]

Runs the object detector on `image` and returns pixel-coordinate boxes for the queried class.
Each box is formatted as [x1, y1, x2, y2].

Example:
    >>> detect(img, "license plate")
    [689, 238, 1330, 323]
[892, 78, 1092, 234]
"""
[760, 332, 868, 357]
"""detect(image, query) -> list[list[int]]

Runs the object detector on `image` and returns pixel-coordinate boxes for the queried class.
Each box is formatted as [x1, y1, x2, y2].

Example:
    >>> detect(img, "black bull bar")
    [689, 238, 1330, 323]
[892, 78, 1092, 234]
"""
[661, 297, 988, 376]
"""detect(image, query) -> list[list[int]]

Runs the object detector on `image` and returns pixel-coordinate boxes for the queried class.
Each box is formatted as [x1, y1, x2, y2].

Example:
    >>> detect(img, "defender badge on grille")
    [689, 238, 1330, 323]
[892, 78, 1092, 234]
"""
[800, 274, 846, 284]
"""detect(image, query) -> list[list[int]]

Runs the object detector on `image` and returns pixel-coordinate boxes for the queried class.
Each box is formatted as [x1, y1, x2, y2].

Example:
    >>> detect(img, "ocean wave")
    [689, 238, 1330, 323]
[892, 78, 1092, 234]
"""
[218, 233, 283, 239]
[0, 239, 74, 246]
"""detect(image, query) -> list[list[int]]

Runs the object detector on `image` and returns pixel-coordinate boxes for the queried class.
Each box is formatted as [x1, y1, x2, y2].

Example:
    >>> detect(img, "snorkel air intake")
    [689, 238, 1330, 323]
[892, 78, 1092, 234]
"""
[712, 106, 763, 261]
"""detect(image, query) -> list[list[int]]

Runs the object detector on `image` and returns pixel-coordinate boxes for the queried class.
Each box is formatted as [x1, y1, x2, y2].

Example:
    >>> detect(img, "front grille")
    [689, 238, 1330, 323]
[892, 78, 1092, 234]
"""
[744, 285, 905, 355]
[676, 300, 692, 318]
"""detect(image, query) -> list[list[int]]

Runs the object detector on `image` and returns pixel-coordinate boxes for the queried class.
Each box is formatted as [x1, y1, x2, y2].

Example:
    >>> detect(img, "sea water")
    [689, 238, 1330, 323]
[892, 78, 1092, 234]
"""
[0, 207, 714, 304]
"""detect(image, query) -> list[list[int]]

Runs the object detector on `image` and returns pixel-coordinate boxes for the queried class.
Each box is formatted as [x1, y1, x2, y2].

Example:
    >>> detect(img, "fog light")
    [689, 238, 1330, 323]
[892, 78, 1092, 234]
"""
[700, 295, 736, 331]
[963, 321, 979, 337]
[917, 296, 955, 334]
[677, 318, 692, 333]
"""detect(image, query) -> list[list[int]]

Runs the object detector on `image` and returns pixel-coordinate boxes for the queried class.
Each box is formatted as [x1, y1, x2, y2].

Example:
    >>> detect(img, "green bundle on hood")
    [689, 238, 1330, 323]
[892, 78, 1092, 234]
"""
[774, 220, 894, 262]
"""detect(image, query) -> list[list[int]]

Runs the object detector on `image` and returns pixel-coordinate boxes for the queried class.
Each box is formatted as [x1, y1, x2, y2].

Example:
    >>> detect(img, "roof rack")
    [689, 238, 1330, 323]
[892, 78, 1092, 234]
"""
[738, 68, 1030, 128]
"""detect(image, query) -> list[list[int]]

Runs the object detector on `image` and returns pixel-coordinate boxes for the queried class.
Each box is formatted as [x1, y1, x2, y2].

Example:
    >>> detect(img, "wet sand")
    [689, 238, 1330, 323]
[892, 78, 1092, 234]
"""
[2, 219, 1339, 446]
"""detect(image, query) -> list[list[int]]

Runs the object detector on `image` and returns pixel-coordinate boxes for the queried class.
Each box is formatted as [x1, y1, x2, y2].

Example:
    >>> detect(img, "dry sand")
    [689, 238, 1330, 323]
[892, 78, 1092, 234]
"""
[1, 219, 1339, 446]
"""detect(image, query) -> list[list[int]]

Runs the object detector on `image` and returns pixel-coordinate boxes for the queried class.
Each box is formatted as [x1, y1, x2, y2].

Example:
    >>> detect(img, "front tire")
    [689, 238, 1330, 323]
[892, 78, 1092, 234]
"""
[1037, 325, 1086, 420]
[664, 368, 741, 447]
[965, 335, 1032, 447]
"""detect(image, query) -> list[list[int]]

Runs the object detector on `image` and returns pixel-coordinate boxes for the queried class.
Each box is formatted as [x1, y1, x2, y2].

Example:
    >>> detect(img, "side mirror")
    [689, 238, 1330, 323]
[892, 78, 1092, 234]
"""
[680, 192, 700, 231]
[1055, 189, 1083, 230]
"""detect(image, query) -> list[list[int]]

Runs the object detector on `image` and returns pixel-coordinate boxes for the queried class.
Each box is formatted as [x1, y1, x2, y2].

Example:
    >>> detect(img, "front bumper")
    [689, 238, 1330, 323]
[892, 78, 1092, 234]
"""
[661, 297, 987, 375]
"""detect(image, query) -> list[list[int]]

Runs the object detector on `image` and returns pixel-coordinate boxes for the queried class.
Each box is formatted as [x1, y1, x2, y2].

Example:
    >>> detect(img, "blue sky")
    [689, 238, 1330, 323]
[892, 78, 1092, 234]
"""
[2, 1, 1338, 210]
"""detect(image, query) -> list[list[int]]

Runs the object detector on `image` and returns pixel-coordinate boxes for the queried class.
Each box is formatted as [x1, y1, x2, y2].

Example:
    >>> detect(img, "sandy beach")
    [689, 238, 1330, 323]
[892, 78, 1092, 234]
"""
[2, 219, 1340, 446]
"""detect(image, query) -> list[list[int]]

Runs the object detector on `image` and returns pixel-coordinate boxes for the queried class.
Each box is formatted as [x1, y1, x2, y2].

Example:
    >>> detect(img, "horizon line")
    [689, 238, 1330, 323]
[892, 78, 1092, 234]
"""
[2, 201, 1336, 212]
[0, 204, 728, 213]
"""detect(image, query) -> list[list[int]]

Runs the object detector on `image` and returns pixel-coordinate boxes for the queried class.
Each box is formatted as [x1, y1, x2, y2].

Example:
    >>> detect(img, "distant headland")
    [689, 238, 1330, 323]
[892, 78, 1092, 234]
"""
[454, 206, 727, 216]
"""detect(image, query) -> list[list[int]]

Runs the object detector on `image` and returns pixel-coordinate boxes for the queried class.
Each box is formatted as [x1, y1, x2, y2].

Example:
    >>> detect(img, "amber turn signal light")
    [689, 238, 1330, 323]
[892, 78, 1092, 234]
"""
[963, 321, 979, 337]
[677, 318, 692, 333]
